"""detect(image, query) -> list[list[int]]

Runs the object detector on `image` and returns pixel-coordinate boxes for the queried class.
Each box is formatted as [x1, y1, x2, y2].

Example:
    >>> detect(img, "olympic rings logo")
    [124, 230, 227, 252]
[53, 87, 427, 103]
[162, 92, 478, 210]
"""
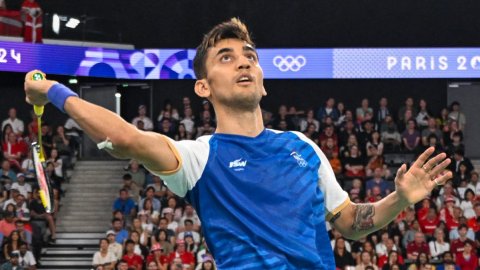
[273, 55, 307, 72]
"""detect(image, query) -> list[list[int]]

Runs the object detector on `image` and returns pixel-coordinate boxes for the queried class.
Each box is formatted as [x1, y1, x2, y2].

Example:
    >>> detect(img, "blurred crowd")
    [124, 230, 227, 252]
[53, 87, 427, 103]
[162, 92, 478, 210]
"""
[0, 95, 477, 270]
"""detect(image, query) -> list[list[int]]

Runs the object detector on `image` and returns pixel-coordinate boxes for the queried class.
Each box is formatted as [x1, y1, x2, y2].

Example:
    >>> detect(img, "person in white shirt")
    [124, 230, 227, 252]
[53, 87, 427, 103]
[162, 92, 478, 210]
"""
[132, 105, 154, 131]
[13, 242, 36, 268]
[2, 108, 24, 136]
[467, 171, 480, 194]
[177, 220, 201, 244]
[429, 228, 450, 260]
[92, 238, 116, 270]
[106, 230, 122, 261]
[10, 174, 32, 200]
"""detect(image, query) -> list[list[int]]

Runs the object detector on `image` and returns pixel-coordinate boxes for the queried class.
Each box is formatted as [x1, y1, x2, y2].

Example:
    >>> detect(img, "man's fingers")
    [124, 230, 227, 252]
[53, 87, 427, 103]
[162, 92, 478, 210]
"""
[428, 158, 451, 177]
[413, 147, 435, 168]
[422, 152, 447, 172]
[428, 171, 453, 190]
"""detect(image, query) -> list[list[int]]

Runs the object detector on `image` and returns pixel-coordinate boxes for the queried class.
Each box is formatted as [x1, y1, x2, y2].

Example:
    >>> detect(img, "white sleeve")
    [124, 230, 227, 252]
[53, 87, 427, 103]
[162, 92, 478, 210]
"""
[292, 131, 350, 220]
[145, 136, 210, 197]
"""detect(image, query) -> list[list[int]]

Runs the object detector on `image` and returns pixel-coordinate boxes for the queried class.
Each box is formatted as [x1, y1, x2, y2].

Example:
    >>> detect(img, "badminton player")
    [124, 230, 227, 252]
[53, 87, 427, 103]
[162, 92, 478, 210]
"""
[24, 18, 452, 269]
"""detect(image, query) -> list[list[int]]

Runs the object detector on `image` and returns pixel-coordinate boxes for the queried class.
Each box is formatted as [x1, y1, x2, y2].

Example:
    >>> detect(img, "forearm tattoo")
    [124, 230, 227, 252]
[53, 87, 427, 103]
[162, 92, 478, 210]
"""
[351, 204, 375, 231]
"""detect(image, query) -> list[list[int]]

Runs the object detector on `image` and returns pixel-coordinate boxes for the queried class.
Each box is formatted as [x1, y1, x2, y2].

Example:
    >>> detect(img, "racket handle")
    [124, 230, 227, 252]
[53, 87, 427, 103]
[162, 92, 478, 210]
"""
[32, 72, 45, 117]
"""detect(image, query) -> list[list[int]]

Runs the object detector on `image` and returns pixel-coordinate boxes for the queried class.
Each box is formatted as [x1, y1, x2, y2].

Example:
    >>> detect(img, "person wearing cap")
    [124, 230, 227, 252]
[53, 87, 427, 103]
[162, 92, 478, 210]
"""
[10, 173, 32, 200]
[92, 238, 116, 270]
[132, 105, 154, 131]
[166, 239, 194, 269]
[146, 243, 168, 269]
[199, 254, 215, 270]
[106, 230, 122, 261]
[177, 219, 200, 245]
[0, 252, 25, 270]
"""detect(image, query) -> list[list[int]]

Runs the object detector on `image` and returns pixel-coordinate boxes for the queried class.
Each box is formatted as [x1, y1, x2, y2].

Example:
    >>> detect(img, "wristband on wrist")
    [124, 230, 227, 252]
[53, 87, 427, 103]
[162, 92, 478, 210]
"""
[46, 83, 78, 113]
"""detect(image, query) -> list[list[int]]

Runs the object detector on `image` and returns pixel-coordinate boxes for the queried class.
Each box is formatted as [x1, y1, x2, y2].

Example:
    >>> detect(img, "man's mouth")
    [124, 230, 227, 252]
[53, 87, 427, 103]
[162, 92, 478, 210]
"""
[236, 74, 253, 84]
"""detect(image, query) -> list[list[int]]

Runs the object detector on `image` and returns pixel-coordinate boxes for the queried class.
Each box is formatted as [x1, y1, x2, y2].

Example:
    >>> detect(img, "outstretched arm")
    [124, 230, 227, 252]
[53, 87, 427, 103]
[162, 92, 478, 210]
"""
[24, 70, 178, 173]
[332, 147, 452, 240]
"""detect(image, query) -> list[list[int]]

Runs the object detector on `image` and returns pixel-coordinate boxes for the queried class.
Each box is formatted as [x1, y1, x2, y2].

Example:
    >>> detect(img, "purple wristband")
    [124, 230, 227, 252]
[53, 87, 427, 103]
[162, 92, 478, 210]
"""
[47, 83, 78, 113]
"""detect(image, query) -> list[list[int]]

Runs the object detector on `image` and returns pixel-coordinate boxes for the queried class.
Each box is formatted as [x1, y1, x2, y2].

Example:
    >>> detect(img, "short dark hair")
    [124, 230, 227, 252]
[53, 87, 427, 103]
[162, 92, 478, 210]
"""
[184, 219, 193, 226]
[458, 224, 468, 230]
[123, 174, 132, 180]
[125, 239, 135, 246]
[193, 18, 254, 79]
[112, 218, 122, 224]
[119, 188, 128, 194]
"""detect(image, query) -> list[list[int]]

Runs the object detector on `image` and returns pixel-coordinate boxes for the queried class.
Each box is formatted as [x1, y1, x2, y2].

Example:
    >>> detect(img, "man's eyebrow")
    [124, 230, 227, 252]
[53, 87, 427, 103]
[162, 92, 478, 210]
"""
[216, 47, 233, 57]
[243, 45, 256, 53]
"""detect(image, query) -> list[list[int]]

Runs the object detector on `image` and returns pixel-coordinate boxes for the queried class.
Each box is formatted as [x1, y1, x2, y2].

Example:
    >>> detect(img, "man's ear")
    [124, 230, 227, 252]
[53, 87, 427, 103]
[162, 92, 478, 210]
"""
[262, 85, 267, 96]
[194, 79, 211, 98]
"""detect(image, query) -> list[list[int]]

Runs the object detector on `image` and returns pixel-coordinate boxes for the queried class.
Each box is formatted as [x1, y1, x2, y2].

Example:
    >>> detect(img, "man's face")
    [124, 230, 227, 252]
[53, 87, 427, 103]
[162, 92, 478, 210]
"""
[15, 195, 24, 206]
[19, 245, 27, 255]
[8, 108, 16, 119]
[2, 160, 10, 170]
[414, 232, 424, 244]
[120, 191, 128, 200]
[113, 221, 122, 231]
[459, 227, 467, 237]
[197, 38, 266, 111]
[118, 262, 128, 270]
[159, 219, 168, 229]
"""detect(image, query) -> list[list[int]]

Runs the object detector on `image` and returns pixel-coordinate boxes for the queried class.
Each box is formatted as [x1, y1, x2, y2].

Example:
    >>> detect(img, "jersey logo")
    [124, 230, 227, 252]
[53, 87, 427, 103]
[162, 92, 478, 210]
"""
[291, 151, 308, 167]
[229, 158, 247, 171]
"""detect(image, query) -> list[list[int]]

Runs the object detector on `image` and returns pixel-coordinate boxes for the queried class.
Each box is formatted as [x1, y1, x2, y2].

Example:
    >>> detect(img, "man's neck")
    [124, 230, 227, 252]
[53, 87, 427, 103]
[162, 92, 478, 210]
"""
[214, 106, 264, 137]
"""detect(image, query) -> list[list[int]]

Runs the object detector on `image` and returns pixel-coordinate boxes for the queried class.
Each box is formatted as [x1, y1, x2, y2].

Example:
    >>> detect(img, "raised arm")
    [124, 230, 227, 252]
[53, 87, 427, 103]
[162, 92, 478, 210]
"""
[331, 147, 452, 240]
[24, 71, 178, 173]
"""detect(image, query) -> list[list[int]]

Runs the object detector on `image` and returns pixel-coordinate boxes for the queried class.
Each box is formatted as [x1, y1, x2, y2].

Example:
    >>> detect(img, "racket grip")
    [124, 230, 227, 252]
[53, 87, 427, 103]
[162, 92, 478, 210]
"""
[34, 105, 44, 116]
[32, 72, 46, 117]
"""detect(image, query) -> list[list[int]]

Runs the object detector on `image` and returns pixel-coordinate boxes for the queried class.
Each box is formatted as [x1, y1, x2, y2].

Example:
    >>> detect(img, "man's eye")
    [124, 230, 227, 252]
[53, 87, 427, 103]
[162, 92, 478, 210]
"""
[221, 55, 231, 62]
[247, 55, 257, 61]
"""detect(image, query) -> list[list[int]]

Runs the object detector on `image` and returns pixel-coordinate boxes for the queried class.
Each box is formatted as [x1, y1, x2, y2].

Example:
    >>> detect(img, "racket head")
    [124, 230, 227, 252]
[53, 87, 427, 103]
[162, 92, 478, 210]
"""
[31, 142, 54, 213]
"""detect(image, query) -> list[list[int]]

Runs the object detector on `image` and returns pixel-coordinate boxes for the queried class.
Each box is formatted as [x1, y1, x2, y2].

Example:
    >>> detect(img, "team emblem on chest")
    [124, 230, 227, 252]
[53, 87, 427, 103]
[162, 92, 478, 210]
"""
[290, 151, 308, 167]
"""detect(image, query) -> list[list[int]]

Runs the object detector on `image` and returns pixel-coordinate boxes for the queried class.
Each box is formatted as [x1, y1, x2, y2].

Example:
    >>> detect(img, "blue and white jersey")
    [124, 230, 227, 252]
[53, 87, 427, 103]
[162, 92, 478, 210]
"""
[148, 129, 349, 269]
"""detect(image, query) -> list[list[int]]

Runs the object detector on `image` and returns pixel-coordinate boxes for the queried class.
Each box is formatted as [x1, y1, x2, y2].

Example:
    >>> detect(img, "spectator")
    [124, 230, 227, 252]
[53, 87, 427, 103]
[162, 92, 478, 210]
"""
[178, 219, 201, 244]
[398, 97, 417, 123]
[15, 220, 31, 246]
[436, 108, 450, 129]
[450, 224, 476, 255]
[180, 107, 196, 136]
[121, 239, 143, 270]
[199, 254, 216, 270]
[122, 173, 141, 201]
[13, 194, 30, 222]
[13, 242, 36, 269]
[0, 160, 17, 182]
[460, 189, 476, 219]
[179, 204, 201, 231]
[64, 117, 82, 156]
[39, 123, 53, 158]
[467, 171, 480, 194]
[174, 123, 192, 141]
[415, 99, 431, 129]
[299, 109, 320, 132]
[317, 98, 339, 123]
[318, 125, 337, 148]
[380, 251, 404, 270]
[131, 230, 149, 258]
[111, 218, 128, 244]
[2, 108, 24, 137]
[3, 230, 24, 261]
[356, 98, 373, 125]
[421, 118, 442, 147]
[157, 217, 176, 244]
[355, 250, 379, 270]
[3, 132, 23, 169]
[155, 229, 173, 254]
[127, 160, 146, 189]
[376, 232, 398, 258]
[140, 199, 160, 225]
[132, 105, 154, 131]
[375, 97, 390, 124]
[381, 125, 401, 153]
[401, 119, 421, 153]
[366, 168, 391, 198]
[407, 251, 430, 270]
[92, 238, 116, 270]
[0, 252, 24, 270]
[448, 101, 466, 130]
[106, 230, 123, 261]
[455, 241, 477, 270]
[11, 173, 31, 199]
[139, 186, 161, 212]
[449, 149, 474, 176]
[0, 0, 5, 9]
[146, 243, 168, 269]
[113, 189, 136, 219]
[46, 149, 63, 178]
[52, 125, 71, 160]
[343, 145, 365, 179]
[166, 239, 195, 269]
[366, 131, 384, 157]
[29, 188, 56, 243]
[419, 208, 439, 238]
[466, 203, 480, 232]
[338, 119, 357, 148]
[445, 131, 464, 158]
[333, 237, 355, 269]
[20, 151, 35, 180]
[406, 231, 429, 261]
[0, 211, 17, 237]
[428, 228, 450, 261]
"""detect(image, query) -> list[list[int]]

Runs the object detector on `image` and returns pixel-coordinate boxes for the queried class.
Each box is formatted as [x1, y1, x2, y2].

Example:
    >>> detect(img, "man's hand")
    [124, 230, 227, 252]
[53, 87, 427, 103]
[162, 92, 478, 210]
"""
[24, 70, 57, 106]
[395, 147, 452, 206]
